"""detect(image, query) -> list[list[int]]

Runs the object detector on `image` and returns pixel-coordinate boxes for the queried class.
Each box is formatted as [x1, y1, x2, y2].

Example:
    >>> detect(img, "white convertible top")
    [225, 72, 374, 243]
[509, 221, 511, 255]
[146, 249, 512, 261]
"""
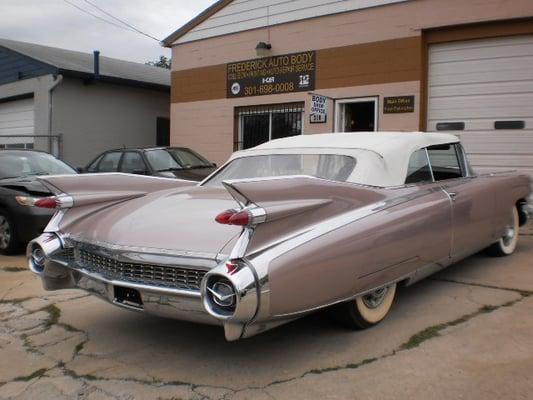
[231, 132, 460, 187]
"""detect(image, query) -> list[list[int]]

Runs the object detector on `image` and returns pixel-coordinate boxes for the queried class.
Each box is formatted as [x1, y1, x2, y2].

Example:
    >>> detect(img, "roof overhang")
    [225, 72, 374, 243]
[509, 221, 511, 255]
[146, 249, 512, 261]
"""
[59, 69, 170, 92]
[162, 0, 234, 47]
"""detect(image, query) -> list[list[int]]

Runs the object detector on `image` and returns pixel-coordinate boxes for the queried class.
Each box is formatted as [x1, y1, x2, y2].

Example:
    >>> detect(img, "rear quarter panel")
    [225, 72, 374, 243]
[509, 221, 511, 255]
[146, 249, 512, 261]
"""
[488, 172, 531, 233]
[258, 184, 452, 317]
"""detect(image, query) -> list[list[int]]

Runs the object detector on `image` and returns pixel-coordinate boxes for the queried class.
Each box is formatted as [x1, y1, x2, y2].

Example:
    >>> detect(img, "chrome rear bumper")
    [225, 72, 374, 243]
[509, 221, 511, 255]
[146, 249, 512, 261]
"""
[27, 233, 264, 340]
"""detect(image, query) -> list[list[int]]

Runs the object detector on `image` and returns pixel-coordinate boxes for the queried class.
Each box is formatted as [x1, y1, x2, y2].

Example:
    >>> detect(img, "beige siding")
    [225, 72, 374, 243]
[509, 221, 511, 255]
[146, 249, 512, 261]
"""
[176, 0, 408, 44]
[171, 81, 419, 166]
[172, 0, 533, 71]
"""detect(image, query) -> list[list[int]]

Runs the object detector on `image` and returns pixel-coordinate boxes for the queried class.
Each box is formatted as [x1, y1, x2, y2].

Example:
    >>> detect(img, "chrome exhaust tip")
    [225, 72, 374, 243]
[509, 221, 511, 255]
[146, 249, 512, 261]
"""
[26, 233, 63, 275]
[201, 259, 259, 324]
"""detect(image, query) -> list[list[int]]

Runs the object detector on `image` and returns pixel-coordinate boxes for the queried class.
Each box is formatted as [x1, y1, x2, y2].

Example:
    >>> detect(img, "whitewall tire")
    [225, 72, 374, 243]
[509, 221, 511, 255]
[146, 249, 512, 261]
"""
[333, 283, 397, 329]
[487, 207, 520, 257]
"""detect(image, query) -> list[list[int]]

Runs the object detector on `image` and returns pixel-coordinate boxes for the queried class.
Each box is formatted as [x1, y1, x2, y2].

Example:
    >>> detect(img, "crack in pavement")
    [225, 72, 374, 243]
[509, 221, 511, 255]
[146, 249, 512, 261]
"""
[220, 291, 532, 398]
[429, 278, 533, 297]
[1, 275, 531, 399]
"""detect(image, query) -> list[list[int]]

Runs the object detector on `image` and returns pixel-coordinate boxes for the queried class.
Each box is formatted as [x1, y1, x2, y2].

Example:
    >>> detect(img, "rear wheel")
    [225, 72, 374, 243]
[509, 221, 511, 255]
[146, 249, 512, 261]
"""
[0, 210, 21, 255]
[486, 207, 519, 257]
[333, 283, 397, 329]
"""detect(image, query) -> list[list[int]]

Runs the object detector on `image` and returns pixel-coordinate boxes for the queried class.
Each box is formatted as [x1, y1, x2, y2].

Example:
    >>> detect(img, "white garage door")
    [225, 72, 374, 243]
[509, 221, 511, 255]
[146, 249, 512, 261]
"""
[0, 97, 34, 149]
[428, 35, 533, 177]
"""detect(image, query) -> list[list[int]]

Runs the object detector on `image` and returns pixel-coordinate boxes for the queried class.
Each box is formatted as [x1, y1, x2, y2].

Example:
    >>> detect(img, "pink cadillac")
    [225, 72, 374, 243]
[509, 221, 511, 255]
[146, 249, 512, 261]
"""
[26, 133, 532, 340]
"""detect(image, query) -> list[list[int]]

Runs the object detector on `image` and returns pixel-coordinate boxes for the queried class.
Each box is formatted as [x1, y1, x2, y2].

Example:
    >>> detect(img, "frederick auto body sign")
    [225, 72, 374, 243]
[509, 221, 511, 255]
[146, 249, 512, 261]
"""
[227, 51, 316, 98]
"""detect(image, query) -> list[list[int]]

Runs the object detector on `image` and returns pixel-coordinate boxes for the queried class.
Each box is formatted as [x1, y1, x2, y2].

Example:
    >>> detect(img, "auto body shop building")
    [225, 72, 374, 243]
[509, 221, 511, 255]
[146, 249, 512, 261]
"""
[164, 0, 533, 177]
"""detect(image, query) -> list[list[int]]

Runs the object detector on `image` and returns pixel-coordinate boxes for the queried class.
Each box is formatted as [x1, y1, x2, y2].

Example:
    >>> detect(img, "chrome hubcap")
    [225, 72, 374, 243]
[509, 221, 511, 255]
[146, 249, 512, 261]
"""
[0, 216, 11, 249]
[362, 287, 389, 309]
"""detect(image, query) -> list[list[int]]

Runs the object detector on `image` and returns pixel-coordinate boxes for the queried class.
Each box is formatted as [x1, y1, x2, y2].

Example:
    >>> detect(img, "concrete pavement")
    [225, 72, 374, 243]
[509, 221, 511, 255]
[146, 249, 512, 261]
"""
[0, 231, 532, 399]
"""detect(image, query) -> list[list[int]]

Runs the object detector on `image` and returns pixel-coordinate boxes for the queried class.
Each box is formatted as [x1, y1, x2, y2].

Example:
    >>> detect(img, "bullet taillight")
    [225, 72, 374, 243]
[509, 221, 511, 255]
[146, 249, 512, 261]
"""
[34, 197, 59, 209]
[215, 209, 250, 226]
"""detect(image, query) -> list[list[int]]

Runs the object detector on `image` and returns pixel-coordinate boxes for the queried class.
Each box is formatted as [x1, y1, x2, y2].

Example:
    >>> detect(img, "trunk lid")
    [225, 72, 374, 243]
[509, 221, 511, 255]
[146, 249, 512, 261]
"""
[65, 186, 242, 258]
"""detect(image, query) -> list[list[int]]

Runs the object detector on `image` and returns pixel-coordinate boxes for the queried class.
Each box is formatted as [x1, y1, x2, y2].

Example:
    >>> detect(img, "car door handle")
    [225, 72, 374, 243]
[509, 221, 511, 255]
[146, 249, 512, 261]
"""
[447, 192, 458, 201]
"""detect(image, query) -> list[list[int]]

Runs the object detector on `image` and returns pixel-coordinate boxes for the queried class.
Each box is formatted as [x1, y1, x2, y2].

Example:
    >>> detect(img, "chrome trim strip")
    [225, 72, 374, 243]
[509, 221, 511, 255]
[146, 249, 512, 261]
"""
[424, 148, 435, 182]
[65, 236, 219, 268]
[248, 206, 267, 225]
[441, 187, 455, 257]
[229, 228, 253, 260]
[58, 195, 74, 208]
[44, 209, 66, 233]
[41, 172, 198, 183]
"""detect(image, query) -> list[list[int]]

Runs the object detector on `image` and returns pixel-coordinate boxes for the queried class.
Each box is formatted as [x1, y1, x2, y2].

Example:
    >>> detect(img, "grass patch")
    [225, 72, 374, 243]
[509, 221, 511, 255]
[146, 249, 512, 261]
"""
[74, 342, 85, 355]
[401, 324, 446, 350]
[42, 304, 61, 328]
[59, 322, 83, 333]
[13, 368, 47, 382]
[401, 298, 523, 350]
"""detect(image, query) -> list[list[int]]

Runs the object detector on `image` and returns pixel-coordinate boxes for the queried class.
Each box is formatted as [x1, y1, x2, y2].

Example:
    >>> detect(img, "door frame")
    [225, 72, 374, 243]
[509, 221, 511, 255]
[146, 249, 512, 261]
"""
[334, 96, 379, 133]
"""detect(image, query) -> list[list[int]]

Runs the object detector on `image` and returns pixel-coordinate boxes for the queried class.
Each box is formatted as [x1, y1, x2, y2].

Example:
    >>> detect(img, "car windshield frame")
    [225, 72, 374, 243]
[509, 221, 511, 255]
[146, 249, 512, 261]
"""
[0, 151, 76, 179]
[202, 153, 357, 187]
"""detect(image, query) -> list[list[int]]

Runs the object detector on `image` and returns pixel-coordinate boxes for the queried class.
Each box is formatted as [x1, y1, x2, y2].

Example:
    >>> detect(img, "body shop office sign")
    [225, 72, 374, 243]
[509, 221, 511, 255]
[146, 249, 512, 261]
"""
[227, 51, 316, 98]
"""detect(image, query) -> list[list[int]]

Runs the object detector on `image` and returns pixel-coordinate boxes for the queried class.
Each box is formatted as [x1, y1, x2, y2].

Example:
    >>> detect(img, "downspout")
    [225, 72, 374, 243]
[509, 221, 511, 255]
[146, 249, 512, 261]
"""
[93, 50, 100, 81]
[48, 74, 63, 155]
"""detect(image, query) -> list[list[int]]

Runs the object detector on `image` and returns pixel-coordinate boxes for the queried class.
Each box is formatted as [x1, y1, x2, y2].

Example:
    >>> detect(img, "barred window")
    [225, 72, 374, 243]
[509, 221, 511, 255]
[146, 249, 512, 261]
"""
[235, 103, 304, 150]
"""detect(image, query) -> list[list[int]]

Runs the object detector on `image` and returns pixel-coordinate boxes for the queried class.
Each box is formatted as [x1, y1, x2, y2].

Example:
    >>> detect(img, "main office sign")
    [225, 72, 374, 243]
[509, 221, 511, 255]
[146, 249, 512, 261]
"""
[227, 51, 316, 98]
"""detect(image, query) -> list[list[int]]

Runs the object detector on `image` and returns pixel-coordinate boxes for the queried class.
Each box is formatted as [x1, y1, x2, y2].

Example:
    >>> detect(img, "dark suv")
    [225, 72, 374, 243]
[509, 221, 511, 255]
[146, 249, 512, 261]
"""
[84, 147, 216, 181]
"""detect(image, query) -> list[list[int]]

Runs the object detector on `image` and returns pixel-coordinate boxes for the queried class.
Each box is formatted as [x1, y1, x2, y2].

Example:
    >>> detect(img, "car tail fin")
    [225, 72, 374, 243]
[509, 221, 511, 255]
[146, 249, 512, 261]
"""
[217, 175, 389, 260]
[36, 173, 195, 233]
[218, 175, 386, 226]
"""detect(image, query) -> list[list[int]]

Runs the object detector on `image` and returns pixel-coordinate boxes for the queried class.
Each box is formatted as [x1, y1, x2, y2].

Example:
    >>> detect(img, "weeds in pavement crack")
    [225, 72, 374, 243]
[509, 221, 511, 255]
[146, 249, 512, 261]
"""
[42, 304, 61, 328]
[400, 296, 524, 350]
[429, 278, 533, 297]
[13, 368, 48, 382]
[1, 266, 26, 272]
[250, 292, 530, 393]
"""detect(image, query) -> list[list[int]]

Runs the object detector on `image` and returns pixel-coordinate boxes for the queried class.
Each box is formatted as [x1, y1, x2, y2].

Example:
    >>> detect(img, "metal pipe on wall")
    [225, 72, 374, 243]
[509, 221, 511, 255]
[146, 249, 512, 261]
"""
[48, 74, 63, 154]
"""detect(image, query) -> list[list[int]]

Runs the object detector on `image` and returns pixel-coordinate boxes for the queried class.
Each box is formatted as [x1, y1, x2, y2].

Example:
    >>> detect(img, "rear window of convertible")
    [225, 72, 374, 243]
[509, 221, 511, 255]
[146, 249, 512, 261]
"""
[203, 154, 357, 186]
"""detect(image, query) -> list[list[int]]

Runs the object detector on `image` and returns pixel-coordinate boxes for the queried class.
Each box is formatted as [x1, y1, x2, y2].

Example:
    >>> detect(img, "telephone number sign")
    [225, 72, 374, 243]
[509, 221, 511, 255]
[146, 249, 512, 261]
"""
[227, 51, 316, 98]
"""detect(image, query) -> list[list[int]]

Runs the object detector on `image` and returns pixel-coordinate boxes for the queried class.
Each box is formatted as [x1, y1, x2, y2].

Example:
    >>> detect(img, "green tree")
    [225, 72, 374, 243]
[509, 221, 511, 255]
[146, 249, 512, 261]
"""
[146, 55, 171, 69]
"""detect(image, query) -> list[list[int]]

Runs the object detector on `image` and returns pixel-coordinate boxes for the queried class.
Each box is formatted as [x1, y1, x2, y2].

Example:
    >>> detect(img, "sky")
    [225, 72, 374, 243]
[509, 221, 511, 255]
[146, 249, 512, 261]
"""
[0, 0, 218, 64]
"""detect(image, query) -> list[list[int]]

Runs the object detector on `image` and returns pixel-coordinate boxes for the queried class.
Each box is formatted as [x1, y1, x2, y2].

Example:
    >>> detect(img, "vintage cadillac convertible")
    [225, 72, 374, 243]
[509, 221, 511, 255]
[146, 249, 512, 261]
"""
[26, 133, 532, 341]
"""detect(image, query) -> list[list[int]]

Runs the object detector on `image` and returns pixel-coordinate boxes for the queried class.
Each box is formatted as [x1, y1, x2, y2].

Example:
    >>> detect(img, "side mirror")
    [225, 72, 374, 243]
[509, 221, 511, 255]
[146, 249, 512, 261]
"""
[132, 169, 147, 175]
[211, 162, 217, 168]
[76, 167, 85, 173]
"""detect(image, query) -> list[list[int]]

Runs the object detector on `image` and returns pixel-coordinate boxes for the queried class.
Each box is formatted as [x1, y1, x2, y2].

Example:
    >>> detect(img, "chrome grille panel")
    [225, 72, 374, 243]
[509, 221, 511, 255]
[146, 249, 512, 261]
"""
[75, 248, 207, 291]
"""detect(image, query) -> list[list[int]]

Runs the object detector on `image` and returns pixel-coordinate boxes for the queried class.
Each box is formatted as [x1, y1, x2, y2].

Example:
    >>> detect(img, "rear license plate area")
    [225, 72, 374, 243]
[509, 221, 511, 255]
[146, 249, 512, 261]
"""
[114, 286, 143, 309]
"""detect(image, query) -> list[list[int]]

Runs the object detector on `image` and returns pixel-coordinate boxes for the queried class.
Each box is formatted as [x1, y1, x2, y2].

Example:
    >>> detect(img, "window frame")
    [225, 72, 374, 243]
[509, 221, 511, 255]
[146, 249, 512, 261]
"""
[404, 143, 472, 185]
[119, 151, 148, 174]
[236, 103, 305, 151]
[201, 153, 357, 187]
[405, 148, 434, 184]
[96, 151, 124, 173]
[86, 154, 105, 172]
